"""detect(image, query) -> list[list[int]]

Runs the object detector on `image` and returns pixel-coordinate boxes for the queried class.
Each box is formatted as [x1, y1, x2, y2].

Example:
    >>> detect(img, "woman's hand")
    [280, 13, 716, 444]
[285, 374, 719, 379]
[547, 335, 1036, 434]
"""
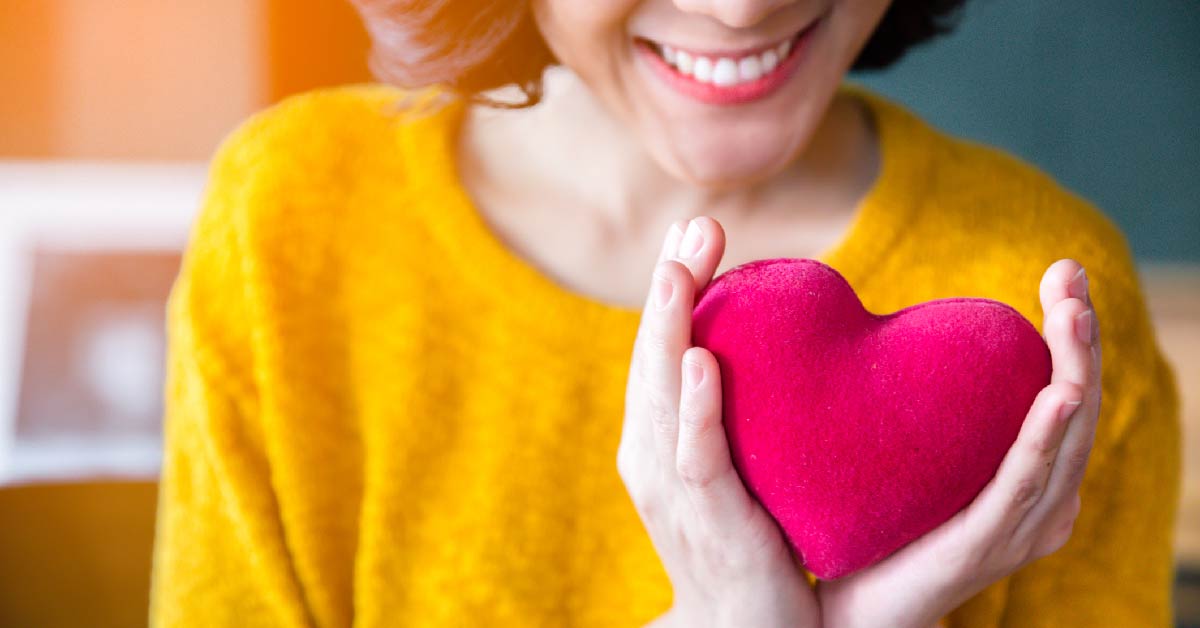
[619, 217, 820, 628]
[815, 258, 1103, 628]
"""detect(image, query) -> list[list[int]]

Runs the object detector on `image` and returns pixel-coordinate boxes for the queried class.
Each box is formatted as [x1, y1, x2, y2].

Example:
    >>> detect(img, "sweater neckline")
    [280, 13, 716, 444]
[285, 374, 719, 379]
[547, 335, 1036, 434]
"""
[403, 81, 932, 341]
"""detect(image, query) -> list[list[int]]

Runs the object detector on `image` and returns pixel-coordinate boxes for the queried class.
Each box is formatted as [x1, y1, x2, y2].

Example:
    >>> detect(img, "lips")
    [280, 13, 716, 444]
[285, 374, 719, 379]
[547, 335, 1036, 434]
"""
[635, 20, 819, 106]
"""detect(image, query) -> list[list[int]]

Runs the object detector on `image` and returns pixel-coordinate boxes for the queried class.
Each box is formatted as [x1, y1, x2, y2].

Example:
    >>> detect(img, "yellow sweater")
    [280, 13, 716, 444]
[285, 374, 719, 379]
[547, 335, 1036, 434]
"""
[149, 82, 1182, 627]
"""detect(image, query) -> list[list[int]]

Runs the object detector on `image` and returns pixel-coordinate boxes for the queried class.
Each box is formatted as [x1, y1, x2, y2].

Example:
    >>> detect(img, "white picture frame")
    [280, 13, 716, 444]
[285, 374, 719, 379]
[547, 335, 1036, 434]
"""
[0, 161, 207, 483]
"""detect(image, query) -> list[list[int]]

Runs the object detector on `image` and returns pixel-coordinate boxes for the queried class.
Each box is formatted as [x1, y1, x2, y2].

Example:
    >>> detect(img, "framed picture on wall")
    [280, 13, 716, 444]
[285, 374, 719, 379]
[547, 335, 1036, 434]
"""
[0, 161, 205, 484]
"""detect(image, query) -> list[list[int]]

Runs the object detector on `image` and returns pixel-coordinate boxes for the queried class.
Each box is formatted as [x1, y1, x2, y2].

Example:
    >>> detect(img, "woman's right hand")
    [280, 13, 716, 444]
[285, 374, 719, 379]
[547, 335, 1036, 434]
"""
[618, 216, 821, 628]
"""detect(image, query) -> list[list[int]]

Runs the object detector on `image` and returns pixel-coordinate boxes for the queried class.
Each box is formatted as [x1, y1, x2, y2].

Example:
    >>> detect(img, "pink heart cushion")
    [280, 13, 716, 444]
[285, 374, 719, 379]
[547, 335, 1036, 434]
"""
[690, 258, 1051, 580]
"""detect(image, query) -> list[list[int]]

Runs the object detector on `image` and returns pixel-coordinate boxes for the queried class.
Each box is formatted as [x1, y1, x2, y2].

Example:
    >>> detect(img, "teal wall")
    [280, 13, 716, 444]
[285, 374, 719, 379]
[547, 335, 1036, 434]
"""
[849, 0, 1200, 262]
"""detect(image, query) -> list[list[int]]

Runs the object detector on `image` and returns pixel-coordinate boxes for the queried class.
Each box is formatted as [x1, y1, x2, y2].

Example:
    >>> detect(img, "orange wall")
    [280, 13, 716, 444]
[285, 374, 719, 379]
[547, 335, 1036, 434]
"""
[1, 0, 371, 161]
[267, 0, 372, 103]
[0, 2, 60, 156]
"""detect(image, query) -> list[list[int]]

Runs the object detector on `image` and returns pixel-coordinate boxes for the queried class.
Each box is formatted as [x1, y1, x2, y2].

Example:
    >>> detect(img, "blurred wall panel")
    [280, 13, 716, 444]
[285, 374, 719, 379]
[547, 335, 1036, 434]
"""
[1144, 266, 1200, 566]
[851, 0, 1200, 262]
[54, 0, 266, 160]
[0, 2, 61, 155]
[267, 0, 372, 102]
[0, 0, 267, 160]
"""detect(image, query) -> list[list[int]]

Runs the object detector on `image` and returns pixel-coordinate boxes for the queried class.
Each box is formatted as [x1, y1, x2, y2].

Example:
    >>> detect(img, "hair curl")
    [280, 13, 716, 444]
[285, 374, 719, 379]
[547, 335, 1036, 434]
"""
[350, 0, 966, 109]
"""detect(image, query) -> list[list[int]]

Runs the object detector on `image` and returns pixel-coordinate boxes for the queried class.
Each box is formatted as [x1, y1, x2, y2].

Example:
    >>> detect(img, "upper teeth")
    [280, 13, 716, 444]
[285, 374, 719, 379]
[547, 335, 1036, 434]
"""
[660, 39, 792, 86]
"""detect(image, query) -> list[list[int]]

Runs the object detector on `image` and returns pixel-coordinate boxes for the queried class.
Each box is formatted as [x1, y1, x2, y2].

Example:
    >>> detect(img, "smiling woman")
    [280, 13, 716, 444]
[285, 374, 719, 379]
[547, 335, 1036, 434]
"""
[351, 0, 964, 187]
[149, 1, 1182, 627]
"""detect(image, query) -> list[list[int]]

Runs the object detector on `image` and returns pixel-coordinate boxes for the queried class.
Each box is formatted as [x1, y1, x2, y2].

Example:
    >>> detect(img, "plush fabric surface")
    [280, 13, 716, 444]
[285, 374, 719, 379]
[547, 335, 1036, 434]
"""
[692, 258, 1052, 579]
[150, 82, 1182, 628]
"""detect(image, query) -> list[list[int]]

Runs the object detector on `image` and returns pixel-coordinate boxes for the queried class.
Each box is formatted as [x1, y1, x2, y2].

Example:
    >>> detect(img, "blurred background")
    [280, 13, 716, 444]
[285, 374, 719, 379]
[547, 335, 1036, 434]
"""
[0, 0, 1196, 626]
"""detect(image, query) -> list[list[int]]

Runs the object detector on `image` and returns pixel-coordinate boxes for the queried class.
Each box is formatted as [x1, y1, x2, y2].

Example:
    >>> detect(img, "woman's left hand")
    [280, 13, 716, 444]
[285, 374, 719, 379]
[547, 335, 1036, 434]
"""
[814, 258, 1104, 628]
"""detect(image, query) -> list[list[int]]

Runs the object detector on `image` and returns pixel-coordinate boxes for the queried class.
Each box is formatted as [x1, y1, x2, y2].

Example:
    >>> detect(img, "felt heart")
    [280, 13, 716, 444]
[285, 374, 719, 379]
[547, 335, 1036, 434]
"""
[691, 258, 1051, 580]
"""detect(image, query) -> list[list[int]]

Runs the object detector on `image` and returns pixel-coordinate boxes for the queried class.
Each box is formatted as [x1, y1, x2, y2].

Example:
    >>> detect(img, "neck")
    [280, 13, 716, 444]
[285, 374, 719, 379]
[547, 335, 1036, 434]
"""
[460, 67, 875, 229]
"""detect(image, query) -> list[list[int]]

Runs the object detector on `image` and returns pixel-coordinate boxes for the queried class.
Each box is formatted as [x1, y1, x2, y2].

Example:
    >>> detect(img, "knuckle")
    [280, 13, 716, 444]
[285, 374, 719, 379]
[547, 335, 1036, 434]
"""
[1029, 430, 1060, 456]
[657, 258, 687, 281]
[1060, 296, 1088, 316]
[676, 454, 716, 491]
[1057, 382, 1085, 404]
[1010, 477, 1044, 510]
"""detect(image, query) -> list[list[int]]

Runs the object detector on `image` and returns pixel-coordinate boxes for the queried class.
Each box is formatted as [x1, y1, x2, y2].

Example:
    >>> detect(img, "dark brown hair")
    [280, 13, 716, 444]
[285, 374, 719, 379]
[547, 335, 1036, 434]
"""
[350, 0, 967, 109]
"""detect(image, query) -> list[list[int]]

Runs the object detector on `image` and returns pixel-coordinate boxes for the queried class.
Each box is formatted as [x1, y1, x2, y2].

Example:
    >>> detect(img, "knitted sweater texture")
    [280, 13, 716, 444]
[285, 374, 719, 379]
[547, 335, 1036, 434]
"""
[149, 82, 1182, 627]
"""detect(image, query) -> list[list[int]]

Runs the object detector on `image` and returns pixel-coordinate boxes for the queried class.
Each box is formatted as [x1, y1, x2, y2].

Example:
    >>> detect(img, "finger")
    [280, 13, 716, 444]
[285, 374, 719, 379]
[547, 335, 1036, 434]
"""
[1011, 391, 1093, 543]
[675, 346, 757, 535]
[1046, 295, 1096, 388]
[1040, 259, 1100, 402]
[671, 216, 727, 292]
[1043, 277, 1101, 468]
[1039, 259, 1088, 319]
[1018, 297, 1103, 539]
[625, 217, 723, 472]
[620, 222, 687, 470]
[633, 259, 698, 471]
[655, 219, 689, 265]
[963, 382, 1083, 539]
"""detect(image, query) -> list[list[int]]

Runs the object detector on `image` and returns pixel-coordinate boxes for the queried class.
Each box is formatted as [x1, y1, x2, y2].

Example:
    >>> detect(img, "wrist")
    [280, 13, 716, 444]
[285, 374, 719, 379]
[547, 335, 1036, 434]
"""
[714, 580, 820, 628]
[663, 595, 814, 628]
[817, 573, 961, 628]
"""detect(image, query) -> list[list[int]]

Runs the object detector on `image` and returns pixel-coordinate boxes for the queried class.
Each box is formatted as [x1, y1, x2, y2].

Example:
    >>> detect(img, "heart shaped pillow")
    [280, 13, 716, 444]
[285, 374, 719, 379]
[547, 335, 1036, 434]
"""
[690, 258, 1051, 580]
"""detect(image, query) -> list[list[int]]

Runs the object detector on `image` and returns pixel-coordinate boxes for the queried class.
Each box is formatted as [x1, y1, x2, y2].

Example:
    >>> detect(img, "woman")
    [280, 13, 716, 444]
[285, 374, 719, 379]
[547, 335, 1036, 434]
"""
[149, 0, 1182, 626]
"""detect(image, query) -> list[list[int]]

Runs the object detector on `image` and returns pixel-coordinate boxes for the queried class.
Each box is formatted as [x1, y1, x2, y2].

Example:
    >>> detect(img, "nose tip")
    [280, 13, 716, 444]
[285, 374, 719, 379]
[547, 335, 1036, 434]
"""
[672, 0, 797, 29]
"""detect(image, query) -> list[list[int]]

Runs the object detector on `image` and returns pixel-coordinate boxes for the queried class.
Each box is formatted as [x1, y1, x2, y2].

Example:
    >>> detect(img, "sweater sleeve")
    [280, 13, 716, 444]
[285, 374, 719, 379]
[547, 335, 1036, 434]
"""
[148, 116, 315, 627]
[990, 240, 1184, 626]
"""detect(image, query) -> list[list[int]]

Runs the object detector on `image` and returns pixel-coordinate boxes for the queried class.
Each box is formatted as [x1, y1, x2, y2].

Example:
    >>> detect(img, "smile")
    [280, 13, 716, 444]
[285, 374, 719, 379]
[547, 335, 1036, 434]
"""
[634, 19, 819, 106]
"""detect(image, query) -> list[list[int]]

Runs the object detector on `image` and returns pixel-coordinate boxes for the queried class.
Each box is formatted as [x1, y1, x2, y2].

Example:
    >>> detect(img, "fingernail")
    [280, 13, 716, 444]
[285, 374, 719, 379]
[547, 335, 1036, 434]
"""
[683, 358, 704, 391]
[653, 272, 674, 311]
[661, 223, 684, 261]
[1068, 267, 1088, 302]
[1074, 310, 1094, 344]
[678, 220, 704, 259]
[1058, 399, 1082, 422]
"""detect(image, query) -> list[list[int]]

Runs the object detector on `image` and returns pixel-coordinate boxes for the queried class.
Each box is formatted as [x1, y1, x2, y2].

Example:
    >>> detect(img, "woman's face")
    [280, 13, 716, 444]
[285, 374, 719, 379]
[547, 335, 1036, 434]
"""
[530, 0, 892, 190]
